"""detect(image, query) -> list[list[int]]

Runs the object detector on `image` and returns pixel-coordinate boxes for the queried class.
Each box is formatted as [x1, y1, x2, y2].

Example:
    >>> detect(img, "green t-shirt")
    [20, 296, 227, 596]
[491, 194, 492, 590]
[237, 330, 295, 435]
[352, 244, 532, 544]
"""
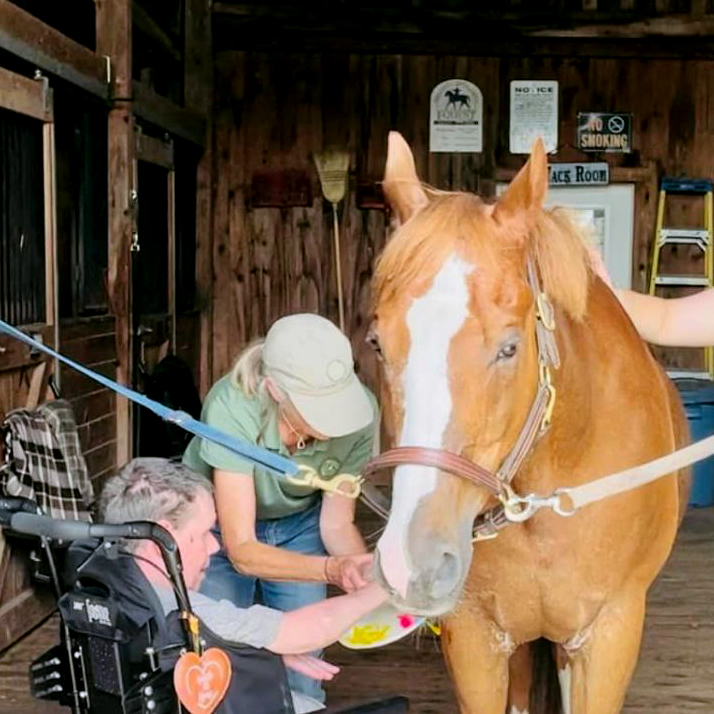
[182, 374, 378, 520]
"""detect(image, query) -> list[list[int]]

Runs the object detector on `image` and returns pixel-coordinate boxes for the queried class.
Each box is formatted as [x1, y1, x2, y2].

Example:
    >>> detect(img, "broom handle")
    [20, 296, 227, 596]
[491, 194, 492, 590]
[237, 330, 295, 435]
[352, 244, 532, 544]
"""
[332, 202, 345, 332]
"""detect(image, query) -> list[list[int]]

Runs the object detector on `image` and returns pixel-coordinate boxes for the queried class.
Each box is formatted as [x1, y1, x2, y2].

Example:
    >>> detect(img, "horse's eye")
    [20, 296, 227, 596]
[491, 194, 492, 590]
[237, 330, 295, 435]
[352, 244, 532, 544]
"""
[366, 329, 383, 361]
[496, 343, 518, 361]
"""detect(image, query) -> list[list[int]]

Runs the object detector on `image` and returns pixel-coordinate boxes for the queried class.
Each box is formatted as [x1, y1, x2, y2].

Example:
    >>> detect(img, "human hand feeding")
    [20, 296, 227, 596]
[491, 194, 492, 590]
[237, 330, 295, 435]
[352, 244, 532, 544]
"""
[324, 552, 374, 592]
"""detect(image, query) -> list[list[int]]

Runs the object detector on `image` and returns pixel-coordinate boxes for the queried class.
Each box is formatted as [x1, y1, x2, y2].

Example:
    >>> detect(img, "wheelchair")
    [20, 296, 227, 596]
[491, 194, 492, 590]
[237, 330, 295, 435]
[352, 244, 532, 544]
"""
[1, 503, 408, 714]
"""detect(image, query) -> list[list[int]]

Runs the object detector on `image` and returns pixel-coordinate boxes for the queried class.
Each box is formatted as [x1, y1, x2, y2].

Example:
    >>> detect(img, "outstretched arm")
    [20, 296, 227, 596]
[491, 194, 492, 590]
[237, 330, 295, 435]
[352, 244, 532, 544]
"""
[613, 287, 714, 347]
[588, 247, 714, 347]
[268, 582, 388, 654]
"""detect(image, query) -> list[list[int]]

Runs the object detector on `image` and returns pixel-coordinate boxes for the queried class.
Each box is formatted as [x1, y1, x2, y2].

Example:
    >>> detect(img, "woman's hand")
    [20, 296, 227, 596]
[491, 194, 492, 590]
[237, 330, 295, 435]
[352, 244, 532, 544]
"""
[587, 246, 614, 288]
[282, 654, 340, 681]
[325, 553, 374, 592]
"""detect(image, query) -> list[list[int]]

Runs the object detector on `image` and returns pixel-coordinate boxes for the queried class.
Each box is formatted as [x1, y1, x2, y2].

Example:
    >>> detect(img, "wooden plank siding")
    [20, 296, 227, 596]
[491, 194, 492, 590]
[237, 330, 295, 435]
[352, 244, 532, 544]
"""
[208, 50, 714, 385]
[59, 316, 118, 494]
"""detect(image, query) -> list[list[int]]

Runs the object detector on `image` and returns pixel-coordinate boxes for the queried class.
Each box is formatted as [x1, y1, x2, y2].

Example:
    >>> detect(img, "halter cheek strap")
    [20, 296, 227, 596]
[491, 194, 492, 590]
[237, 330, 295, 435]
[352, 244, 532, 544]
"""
[360, 254, 561, 541]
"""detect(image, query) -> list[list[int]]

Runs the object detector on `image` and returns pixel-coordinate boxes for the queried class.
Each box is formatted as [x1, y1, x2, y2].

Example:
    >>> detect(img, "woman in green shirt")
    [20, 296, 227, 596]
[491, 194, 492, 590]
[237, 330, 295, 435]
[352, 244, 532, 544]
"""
[183, 313, 378, 703]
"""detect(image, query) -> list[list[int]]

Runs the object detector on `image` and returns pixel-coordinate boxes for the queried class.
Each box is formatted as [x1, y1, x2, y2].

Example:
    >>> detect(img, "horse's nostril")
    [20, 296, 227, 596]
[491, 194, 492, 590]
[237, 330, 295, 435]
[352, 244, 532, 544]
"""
[430, 549, 460, 600]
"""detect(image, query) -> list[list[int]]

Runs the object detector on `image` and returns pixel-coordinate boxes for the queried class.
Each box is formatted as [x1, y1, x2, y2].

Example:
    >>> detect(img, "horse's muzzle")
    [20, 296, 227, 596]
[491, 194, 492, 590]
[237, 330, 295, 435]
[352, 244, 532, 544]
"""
[374, 540, 468, 617]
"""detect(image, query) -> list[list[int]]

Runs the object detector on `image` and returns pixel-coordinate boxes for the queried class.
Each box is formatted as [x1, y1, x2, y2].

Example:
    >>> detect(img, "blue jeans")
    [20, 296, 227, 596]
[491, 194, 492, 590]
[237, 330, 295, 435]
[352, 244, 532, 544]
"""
[200, 501, 327, 702]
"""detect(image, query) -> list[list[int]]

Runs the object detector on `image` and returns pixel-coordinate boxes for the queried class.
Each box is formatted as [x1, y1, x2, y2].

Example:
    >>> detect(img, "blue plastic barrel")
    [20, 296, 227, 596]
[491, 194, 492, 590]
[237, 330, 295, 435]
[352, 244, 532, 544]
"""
[675, 379, 714, 507]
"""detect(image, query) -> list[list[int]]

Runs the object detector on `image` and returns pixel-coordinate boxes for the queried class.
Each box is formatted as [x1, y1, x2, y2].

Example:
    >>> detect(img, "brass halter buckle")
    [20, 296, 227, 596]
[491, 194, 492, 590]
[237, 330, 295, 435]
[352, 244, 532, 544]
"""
[286, 464, 364, 498]
[538, 361, 557, 431]
[536, 292, 556, 332]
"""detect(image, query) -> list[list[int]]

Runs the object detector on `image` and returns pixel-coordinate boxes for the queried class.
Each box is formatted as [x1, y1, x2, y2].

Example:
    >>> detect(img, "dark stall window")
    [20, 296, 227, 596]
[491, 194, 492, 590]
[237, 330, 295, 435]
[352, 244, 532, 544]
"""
[55, 92, 108, 318]
[175, 146, 198, 311]
[8, 0, 96, 50]
[0, 106, 45, 326]
[135, 161, 170, 315]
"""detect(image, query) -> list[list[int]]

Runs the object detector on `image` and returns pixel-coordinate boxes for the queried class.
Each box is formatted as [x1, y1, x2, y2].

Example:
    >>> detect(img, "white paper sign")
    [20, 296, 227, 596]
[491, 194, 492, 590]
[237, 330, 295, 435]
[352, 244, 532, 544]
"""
[509, 80, 558, 154]
[429, 79, 483, 153]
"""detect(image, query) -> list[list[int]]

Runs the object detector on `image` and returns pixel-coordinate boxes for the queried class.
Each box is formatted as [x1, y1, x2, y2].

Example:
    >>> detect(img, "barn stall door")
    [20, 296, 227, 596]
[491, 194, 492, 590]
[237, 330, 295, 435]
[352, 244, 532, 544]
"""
[131, 131, 176, 456]
[0, 67, 58, 649]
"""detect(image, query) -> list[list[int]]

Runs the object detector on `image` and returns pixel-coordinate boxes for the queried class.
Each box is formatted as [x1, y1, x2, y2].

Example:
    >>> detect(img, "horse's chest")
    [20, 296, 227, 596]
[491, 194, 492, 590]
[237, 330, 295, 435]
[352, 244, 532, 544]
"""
[468, 534, 608, 640]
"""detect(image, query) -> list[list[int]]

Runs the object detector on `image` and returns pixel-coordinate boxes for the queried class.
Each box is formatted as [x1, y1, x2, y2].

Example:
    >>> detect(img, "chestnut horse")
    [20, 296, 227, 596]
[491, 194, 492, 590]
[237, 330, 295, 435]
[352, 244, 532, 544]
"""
[371, 132, 689, 713]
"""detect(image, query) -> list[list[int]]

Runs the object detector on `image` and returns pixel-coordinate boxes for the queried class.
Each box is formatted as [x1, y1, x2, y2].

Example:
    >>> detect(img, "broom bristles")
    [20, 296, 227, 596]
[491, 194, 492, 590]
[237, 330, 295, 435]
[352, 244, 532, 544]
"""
[313, 150, 349, 204]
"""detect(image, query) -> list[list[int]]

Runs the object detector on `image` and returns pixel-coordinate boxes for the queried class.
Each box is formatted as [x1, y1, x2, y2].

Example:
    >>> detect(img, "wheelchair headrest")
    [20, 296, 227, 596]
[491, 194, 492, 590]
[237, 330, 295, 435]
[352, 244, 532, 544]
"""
[60, 538, 167, 641]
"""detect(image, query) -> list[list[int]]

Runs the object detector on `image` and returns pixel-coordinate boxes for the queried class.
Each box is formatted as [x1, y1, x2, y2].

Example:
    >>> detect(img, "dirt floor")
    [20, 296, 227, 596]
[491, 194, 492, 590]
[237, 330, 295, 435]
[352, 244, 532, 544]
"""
[0, 508, 711, 713]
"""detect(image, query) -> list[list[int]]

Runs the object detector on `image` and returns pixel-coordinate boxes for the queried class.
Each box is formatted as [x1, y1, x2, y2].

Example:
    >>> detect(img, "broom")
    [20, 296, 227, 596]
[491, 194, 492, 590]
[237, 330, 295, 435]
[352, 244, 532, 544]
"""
[313, 150, 350, 332]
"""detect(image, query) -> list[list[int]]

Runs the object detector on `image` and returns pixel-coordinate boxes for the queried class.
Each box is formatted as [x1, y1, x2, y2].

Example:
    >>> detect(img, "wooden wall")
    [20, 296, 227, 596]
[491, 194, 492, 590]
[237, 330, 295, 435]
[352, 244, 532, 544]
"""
[0, 316, 117, 650]
[59, 318, 118, 495]
[208, 50, 714, 386]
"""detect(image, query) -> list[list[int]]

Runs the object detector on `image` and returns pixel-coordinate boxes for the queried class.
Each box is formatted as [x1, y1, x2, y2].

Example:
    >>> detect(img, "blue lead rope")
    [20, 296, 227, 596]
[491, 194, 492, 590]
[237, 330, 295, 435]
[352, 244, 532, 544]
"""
[0, 319, 299, 478]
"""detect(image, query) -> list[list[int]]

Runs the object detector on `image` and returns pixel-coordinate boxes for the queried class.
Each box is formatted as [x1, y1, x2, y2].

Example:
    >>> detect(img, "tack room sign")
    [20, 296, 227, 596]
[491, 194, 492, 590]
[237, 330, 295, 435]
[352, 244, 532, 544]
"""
[577, 113, 632, 153]
[548, 162, 609, 187]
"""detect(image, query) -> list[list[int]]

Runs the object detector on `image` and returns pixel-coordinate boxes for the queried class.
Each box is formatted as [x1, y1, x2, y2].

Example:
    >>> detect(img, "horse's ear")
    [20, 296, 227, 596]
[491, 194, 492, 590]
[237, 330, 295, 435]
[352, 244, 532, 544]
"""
[383, 131, 428, 226]
[494, 138, 548, 232]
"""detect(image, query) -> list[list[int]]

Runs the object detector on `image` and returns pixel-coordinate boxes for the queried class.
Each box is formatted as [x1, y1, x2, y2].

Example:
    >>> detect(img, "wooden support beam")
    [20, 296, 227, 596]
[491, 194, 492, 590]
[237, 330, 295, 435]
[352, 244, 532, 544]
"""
[186, 0, 214, 395]
[0, 0, 108, 98]
[528, 14, 714, 38]
[185, 0, 210, 111]
[213, 24, 714, 59]
[212, 2, 647, 28]
[132, 1, 181, 62]
[135, 130, 174, 169]
[97, 0, 133, 467]
[212, 3, 714, 50]
[0, 67, 52, 122]
[133, 80, 206, 146]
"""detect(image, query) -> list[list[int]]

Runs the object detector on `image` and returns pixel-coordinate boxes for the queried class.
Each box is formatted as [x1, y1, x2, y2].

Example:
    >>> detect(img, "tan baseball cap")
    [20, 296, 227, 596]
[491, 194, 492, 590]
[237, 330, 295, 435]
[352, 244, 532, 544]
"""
[263, 314, 374, 438]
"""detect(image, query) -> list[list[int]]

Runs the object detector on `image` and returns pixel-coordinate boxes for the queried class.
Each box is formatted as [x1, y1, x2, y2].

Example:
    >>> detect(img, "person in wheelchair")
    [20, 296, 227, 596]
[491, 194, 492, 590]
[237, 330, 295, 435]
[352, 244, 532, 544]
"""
[98, 458, 399, 713]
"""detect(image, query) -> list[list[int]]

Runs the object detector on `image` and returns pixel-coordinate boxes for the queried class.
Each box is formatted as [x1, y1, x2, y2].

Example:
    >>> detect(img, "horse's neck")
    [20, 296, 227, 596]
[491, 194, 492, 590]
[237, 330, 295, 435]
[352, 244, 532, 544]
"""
[516, 281, 665, 493]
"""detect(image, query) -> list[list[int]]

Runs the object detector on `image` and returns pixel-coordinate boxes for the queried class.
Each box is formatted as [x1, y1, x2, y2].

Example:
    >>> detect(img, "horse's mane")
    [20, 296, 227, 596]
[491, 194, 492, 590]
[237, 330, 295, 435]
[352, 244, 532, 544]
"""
[373, 188, 593, 321]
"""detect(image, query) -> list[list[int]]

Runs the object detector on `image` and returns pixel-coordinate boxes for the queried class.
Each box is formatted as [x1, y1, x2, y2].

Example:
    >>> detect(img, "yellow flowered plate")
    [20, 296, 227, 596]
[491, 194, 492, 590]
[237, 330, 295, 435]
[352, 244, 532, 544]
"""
[338, 603, 426, 649]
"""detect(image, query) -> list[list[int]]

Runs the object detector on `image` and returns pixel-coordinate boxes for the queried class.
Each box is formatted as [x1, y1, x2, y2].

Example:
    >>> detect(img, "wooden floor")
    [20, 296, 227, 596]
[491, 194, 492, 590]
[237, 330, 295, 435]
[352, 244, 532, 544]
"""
[0, 508, 711, 713]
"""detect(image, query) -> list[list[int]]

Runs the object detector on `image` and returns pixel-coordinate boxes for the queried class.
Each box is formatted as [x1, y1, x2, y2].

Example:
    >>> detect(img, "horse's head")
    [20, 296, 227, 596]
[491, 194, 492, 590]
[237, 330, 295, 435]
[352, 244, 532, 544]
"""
[372, 132, 590, 615]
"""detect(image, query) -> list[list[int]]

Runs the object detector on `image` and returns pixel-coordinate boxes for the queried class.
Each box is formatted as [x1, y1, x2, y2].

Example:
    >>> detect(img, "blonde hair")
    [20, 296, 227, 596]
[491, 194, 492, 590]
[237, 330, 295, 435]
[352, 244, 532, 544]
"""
[229, 338, 281, 445]
[230, 339, 266, 396]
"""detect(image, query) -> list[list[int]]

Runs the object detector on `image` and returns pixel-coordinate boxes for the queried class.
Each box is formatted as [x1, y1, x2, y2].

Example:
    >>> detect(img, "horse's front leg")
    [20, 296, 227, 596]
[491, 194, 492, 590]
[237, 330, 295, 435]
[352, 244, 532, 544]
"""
[508, 644, 533, 714]
[442, 608, 512, 714]
[563, 589, 646, 714]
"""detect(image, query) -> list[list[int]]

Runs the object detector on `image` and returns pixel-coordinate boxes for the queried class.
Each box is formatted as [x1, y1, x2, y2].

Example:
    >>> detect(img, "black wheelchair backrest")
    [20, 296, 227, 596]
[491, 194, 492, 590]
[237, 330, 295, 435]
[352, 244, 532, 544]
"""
[58, 539, 295, 714]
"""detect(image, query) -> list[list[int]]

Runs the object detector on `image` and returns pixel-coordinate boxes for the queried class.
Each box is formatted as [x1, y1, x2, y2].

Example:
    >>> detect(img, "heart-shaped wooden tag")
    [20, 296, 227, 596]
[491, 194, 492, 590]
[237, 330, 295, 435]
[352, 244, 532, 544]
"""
[173, 648, 232, 714]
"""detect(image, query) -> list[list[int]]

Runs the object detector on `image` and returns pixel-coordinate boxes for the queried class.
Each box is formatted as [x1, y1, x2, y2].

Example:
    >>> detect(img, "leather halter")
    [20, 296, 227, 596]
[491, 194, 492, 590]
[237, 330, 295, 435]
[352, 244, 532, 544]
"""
[361, 255, 560, 540]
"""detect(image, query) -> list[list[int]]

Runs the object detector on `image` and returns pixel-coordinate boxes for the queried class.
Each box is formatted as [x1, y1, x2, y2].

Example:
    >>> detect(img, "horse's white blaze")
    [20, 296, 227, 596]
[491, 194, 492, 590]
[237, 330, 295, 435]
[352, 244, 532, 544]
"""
[558, 664, 572, 714]
[509, 708, 528, 714]
[377, 255, 471, 597]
